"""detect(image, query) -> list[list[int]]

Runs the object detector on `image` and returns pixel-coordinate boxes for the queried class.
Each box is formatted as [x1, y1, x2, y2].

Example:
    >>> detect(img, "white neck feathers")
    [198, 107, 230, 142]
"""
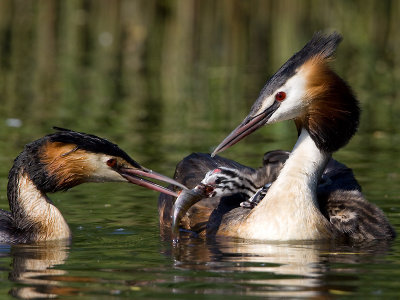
[13, 172, 71, 242]
[237, 129, 333, 240]
[276, 128, 329, 197]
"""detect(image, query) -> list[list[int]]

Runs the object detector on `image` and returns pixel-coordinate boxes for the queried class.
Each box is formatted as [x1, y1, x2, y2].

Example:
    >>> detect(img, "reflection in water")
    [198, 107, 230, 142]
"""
[8, 240, 73, 299]
[0, 1, 399, 298]
[0, 232, 393, 299]
[166, 234, 393, 298]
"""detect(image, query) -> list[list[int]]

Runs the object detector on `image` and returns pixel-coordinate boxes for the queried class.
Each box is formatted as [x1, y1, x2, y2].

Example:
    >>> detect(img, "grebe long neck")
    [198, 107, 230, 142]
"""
[274, 128, 329, 203]
[237, 128, 333, 240]
[8, 167, 71, 243]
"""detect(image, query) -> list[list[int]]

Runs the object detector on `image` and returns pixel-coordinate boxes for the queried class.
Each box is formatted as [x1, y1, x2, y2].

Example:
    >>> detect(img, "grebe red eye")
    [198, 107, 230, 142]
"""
[275, 91, 286, 102]
[107, 158, 117, 168]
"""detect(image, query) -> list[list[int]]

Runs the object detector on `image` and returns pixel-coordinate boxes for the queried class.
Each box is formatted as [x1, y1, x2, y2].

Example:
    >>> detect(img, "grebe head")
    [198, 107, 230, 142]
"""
[13, 127, 186, 197]
[212, 32, 360, 155]
[199, 168, 258, 198]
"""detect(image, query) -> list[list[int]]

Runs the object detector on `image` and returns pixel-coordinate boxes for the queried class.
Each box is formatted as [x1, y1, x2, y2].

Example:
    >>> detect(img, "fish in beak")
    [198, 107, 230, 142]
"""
[171, 183, 214, 240]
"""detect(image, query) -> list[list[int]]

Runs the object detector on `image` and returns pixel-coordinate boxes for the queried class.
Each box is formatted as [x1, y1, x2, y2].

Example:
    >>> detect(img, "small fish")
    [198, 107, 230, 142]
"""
[171, 185, 210, 241]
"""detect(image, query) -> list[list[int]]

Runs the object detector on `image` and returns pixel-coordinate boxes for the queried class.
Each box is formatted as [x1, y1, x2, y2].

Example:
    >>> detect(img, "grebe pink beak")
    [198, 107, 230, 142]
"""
[120, 167, 188, 197]
[211, 101, 280, 156]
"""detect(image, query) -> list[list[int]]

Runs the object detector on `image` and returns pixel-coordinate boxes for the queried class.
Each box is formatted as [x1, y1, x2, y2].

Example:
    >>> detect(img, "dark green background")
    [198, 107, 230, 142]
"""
[0, 1, 399, 298]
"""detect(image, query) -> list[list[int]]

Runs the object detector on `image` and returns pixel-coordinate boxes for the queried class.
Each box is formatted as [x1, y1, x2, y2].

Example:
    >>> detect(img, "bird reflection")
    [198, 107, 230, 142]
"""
[165, 234, 393, 298]
[8, 240, 76, 299]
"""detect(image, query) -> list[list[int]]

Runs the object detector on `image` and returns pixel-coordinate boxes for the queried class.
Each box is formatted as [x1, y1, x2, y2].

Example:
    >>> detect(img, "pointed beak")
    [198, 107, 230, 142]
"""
[119, 167, 188, 198]
[171, 185, 208, 240]
[212, 101, 280, 157]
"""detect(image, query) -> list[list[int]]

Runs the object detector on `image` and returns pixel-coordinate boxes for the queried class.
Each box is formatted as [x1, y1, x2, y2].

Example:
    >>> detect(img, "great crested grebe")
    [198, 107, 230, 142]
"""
[170, 32, 395, 241]
[1, 128, 186, 244]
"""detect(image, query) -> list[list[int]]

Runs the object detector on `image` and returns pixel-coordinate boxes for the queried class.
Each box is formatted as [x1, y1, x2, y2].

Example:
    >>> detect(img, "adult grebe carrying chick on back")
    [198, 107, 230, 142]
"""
[168, 32, 395, 242]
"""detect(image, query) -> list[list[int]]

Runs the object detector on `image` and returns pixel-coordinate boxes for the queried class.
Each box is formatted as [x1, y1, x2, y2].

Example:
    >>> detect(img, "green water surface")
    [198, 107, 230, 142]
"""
[0, 1, 400, 298]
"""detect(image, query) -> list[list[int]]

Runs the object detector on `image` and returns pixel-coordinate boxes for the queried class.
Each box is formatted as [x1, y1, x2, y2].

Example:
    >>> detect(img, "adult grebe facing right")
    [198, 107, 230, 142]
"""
[1, 128, 186, 244]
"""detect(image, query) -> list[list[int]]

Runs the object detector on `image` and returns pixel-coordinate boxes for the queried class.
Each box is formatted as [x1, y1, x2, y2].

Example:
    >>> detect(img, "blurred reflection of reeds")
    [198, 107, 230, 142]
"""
[0, 0, 399, 157]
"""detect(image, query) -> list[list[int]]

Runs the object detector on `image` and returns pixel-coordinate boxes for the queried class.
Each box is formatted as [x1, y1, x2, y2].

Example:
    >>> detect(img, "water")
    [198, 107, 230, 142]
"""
[1, 1, 400, 298]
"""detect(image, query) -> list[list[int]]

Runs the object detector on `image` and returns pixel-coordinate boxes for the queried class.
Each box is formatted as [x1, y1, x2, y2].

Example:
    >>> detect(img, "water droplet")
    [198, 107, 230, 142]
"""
[6, 118, 22, 128]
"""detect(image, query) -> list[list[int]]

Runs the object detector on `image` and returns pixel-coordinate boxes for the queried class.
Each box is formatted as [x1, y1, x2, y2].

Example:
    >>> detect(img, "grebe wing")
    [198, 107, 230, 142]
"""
[317, 159, 395, 240]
